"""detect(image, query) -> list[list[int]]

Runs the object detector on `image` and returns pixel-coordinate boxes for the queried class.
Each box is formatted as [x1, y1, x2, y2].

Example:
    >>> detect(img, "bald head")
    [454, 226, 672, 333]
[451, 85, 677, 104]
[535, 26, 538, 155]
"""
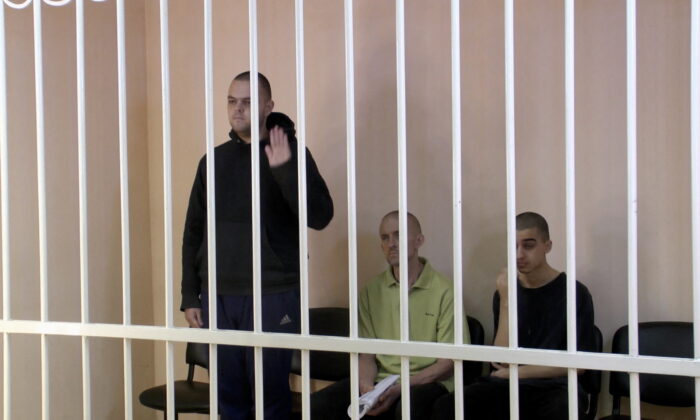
[380, 210, 422, 236]
[233, 71, 272, 101]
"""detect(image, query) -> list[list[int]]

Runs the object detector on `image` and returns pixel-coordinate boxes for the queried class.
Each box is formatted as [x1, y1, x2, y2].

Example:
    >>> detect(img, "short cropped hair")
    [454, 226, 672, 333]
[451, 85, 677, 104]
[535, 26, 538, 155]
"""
[516, 211, 550, 241]
[233, 71, 272, 100]
[381, 210, 422, 235]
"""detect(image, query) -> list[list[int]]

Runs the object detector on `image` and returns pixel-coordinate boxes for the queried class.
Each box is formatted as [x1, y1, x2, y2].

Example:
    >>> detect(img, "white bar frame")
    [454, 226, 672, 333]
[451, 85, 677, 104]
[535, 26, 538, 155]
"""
[75, 0, 91, 417]
[504, 0, 519, 418]
[564, 0, 579, 418]
[0, 1, 9, 418]
[31, 0, 50, 418]
[0, 320, 699, 375]
[247, 1, 265, 418]
[344, 0, 360, 419]
[0, 2, 696, 420]
[294, 0, 311, 419]
[691, 0, 699, 418]
[394, 0, 411, 418]
[626, 1, 641, 418]
[450, 0, 465, 417]
[115, 0, 133, 417]
[202, 0, 219, 418]
[159, 0, 175, 418]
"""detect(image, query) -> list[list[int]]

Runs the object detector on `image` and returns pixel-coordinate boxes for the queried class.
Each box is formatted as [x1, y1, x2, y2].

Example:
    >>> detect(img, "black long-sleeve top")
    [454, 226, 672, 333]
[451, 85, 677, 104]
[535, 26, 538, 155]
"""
[180, 113, 333, 310]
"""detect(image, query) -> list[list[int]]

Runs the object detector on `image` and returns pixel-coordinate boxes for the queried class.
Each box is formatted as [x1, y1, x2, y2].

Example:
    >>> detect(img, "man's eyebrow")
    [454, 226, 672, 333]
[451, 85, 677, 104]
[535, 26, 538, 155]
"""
[521, 238, 537, 243]
[227, 95, 250, 100]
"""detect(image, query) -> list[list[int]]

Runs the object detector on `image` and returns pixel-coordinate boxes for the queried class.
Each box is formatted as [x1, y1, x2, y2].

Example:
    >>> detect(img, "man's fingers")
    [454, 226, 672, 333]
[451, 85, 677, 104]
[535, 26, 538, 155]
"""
[270, 126, 282, 147]
[184, 308, 204, 328]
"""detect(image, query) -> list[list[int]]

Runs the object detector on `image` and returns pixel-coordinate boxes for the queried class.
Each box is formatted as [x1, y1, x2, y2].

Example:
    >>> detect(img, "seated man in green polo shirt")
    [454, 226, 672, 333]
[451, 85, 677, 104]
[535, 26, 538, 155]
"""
[311, 210, 469, 419]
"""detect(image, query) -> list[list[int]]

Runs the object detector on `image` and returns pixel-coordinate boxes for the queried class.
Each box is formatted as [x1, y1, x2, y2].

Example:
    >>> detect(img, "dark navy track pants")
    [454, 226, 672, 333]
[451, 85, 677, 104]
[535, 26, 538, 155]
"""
[202, 289, 300, 420]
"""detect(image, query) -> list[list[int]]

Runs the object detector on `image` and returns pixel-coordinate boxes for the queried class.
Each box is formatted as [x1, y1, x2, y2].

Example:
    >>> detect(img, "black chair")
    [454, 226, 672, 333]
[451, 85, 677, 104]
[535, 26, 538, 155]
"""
[599, 322, 694, 419]
[463, 316, 485, 385]
[139, 342, 210, 420]
[290, 307, 351, 416]
[580, 325, 604, 420]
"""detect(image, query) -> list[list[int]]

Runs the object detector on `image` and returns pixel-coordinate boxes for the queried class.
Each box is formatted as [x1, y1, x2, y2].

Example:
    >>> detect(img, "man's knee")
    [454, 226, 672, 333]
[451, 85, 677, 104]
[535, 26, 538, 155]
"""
[310, 379, 352, 419]
[430, 392, 455, 420]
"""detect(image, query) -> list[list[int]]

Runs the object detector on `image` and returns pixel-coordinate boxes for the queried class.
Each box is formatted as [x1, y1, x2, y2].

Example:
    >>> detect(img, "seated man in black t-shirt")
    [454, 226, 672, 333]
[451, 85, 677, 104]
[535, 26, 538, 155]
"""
[431, 211, 595, 420]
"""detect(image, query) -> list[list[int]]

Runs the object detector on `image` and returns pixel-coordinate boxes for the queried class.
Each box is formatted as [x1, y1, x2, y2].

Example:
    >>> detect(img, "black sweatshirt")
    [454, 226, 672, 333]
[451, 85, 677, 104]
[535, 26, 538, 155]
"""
[180, 113, 334, 310]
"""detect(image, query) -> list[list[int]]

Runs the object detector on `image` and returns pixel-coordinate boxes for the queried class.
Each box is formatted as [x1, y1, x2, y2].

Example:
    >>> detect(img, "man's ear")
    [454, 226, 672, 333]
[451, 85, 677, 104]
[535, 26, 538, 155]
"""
[265, 99, 275, 115]
[544, 239, 552, 253]
[416, 233, 425, 249]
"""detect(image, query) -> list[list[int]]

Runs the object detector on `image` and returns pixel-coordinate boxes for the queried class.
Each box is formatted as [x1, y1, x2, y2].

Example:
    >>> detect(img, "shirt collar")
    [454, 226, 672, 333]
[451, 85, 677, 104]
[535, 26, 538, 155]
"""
[382, 257, 432, 289]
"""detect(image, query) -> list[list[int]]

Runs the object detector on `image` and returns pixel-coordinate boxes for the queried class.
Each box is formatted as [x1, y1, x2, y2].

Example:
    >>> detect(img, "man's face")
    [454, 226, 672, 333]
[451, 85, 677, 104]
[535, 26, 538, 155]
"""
[515, 227, 552, 275]
[227, 79, 273, 140]
[379, 216, 424, 268]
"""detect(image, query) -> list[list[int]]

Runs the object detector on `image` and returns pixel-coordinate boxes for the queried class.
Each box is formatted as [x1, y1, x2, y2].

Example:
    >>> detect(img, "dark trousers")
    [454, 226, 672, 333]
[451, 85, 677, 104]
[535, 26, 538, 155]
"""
[431, 377, 583, 420]
[311, 377, 447, 419]
[202, 290, 300, 420]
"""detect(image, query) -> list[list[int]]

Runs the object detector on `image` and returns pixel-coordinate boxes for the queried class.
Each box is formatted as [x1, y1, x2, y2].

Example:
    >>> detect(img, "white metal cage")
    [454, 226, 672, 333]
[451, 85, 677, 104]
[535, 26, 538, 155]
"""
[0, 0, 698, 419]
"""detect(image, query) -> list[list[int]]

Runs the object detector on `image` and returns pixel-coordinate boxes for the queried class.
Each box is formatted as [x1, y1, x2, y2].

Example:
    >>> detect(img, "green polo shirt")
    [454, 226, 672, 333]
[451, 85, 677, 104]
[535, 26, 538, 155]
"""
[358, 258, 469, 391]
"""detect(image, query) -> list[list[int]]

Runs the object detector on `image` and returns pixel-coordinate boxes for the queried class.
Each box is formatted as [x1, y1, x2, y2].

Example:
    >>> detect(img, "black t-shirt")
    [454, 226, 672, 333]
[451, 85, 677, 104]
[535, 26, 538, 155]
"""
[493, 273, 596, 353]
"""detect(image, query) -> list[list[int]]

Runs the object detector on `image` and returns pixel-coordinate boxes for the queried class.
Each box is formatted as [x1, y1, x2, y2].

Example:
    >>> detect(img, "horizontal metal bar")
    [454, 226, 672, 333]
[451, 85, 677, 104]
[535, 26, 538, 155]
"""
[1, 319, 699, 377]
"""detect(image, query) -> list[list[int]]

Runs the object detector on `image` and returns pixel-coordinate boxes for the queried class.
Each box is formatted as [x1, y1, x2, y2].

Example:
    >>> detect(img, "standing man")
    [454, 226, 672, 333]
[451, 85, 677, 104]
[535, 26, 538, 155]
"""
[181, 71, 334, 419]
[311, 211, 468, 419]
[432, 211, 595, 420]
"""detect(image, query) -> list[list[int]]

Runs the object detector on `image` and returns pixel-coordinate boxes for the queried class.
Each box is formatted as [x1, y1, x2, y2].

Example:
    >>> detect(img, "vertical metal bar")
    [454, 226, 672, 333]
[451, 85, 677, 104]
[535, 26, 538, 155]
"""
[160, 0, 174, 340]
[202, 0, 218, 418]
[159, 0, 175, 418]
[115, 0, 133, 417]
[395, 0, 410, 418]
[75, 0, 91, 417]
[690, 0, 699, 417]
[564, 0, 579, 418]
[248, 0, 264, 417]
[450, 0, 465, 418]
[625, 1, 641, 418]
[344, 0, 360, 417]
[504, 0, 519, 418]
[165, 342, 174, 420]
[116, 0, 130, 324]
[32, 0, 49, 418]
[0, 1, 9, 417]
[294, 0, 311, 418]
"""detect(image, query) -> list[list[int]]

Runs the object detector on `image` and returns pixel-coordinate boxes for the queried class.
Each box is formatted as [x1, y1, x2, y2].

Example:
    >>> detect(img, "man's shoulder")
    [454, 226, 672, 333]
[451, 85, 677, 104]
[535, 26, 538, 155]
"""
[421, 262, 454, 291]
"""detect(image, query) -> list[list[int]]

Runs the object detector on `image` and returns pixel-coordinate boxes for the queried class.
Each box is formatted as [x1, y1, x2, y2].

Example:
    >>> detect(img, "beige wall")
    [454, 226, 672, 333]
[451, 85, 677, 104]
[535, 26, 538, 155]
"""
[1, 0, 696, 419]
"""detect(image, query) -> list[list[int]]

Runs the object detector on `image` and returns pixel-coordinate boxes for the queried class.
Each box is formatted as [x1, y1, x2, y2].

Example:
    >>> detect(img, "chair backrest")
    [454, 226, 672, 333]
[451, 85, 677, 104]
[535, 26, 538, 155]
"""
[463, 316, 485, 384]
[290, 307, 350, 381]
[185, 342, 210, 382]
[580, 325, 603, 420]
[609, 322, 694, 408]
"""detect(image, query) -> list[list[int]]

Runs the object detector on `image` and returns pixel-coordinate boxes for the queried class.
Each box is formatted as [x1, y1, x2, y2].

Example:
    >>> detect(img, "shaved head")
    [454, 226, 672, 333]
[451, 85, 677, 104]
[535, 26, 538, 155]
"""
[233, 71, 272, 100]
[516, 211, 550, 241]
[380, 210, 422, 235]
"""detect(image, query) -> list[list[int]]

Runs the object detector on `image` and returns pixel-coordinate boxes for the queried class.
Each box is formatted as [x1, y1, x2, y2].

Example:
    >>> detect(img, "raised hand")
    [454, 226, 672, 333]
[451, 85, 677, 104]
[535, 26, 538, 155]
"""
[265, 126, 292, 167]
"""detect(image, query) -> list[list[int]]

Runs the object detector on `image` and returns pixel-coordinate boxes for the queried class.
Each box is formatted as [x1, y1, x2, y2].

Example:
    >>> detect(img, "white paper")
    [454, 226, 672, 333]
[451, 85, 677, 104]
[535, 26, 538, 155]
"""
[346, 374, 400, 418]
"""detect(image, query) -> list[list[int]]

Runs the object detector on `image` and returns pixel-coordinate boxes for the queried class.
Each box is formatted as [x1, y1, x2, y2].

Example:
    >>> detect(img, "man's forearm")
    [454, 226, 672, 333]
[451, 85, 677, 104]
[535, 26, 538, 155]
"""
[493, 297, 509, 347]
[359, 353, 378, 391]
[518, 365, 584, 379]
